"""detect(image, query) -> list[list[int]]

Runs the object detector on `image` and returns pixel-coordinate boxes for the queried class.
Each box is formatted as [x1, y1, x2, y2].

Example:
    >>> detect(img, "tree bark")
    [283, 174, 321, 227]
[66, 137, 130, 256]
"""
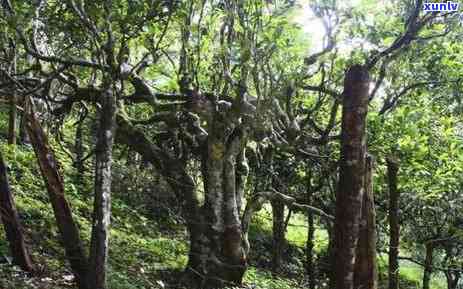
[74, 121, 85, 184]
[201, 123, 247, 288]
[386, 156, 400, 289]
[306, 208, 316, 289]
[235, 150, 248, 215]
[422, 243, 434, 289]
[333, 64, 370, 289]
[88, 88, 116, 289]
[305, 173, 316, 289]
[271, 199, 285, 274]
[7, 42, 17, 146]
[0, 151, 34, 272]
[354, 155, 378, 289]
[26, 107, 88, 289]
[8, 95, 17, 145]
[116, 113, 249, 288]
[328, 223, 336, 289]
[445, 271, 460, 289]
[19, 110, 29, 144]
[115, 116, 204, 285]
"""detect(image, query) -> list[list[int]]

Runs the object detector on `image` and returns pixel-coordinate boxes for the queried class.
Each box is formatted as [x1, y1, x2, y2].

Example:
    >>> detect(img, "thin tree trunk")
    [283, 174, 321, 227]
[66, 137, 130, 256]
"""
[306, 209, 316, 289]
[88, 88, 116, 289]
[74, 121, 85, 183]
[386, 156, 400, 289]
[271, 199, 285, 274]
[354, 155, 378, 289]
[8, 96, 17, 145]
[26, 107, 88, 289]
[0, 151, 34, 272]
[7, 42, 17, 145]
[422, 243, 434, 289]
[306, 172, 316, 289]
[19, 112, 29, 144]
[333, 64, 370, 289]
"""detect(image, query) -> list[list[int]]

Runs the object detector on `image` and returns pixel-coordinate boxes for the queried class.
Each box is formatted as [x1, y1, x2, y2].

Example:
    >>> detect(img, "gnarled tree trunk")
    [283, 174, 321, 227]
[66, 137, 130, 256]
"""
[386, 156, 400, 289]
[0, 151, 34, 272]
[199, 122, 248, 288]
[333, 64, 370, 289]
[26, 107, 88, 289]
[116, 111, 250, 288]
[354, 155, 378, 289]
[115, 116, 204, 285]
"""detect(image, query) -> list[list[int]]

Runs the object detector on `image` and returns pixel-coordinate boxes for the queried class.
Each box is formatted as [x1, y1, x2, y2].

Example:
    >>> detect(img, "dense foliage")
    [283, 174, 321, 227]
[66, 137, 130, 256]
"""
[0, 0, 462, 289]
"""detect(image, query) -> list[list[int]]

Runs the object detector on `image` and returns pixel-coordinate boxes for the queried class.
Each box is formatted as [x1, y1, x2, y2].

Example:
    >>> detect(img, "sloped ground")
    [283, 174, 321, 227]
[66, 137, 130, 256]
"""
[0, 142, 446, 289]
[0, 142, 305, 289]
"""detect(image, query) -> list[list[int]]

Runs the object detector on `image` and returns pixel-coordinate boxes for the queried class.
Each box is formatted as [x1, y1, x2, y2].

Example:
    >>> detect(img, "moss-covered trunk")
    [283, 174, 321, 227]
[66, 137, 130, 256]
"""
[191, 118, 248, 288]
[88, 87, 117, 289]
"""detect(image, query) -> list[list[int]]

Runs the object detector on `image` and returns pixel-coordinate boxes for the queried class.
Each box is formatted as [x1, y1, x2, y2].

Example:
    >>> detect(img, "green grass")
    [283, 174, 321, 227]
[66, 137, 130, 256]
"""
[0, 141, 448, 289]
[0, 142, 187, 289]
[242, 266, 303, 289]
[377, 252, 446, 289]
[398, 260, 446, 289]
[250, 204, 328, 253]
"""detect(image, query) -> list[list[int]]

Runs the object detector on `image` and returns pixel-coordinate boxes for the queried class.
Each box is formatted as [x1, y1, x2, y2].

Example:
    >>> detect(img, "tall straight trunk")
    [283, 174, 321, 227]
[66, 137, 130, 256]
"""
[386, 156, 400, 289]
[354, 155, 378, 289]
[422, 243, 434, 289]
[0, 151, 34, 272]
[333, 64, 370, 289]
[25, 107, 88, 289]
[271, 199, 285, 274]
[88, 88, 116, 289]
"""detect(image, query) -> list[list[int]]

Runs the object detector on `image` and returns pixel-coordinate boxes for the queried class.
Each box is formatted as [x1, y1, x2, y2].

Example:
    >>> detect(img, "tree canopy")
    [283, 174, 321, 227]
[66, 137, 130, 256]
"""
[0, 0, 462, 289]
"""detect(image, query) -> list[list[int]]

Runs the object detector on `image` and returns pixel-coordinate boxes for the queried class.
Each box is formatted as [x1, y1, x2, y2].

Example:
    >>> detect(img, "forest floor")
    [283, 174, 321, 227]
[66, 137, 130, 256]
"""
[0, 142, 447, 289]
